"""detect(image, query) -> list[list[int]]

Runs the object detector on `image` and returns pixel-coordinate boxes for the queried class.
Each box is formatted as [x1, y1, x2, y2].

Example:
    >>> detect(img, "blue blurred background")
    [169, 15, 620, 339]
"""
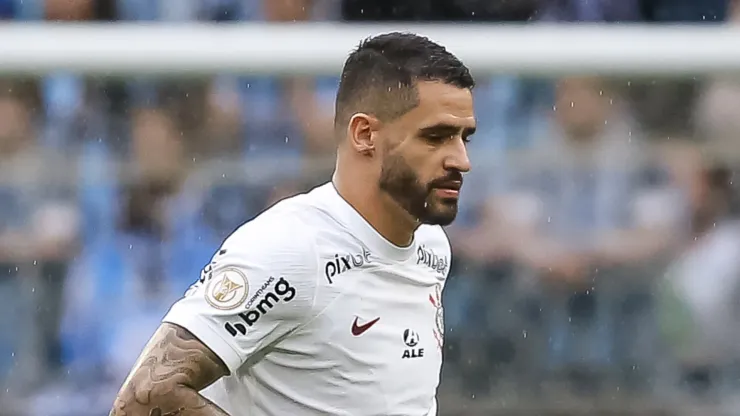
[2, 0, 740, 415]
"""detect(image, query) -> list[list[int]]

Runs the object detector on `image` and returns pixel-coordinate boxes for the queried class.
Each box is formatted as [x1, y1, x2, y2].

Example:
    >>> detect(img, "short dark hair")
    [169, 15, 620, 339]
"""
[334, 32, 475, 131]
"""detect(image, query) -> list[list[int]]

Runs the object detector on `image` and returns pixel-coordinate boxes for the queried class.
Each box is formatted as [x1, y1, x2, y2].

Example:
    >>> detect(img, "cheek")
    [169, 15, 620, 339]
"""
[410, 151, 444, 181]
[400, 151, 431, 179]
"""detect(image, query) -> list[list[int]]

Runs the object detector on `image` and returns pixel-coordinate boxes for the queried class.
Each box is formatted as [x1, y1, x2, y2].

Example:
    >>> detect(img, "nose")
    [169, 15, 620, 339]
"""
[444, 138, 471, 173]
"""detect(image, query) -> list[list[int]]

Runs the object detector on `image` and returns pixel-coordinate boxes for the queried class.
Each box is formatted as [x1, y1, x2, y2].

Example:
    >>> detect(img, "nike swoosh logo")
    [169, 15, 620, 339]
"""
[351, 316, 380, 336]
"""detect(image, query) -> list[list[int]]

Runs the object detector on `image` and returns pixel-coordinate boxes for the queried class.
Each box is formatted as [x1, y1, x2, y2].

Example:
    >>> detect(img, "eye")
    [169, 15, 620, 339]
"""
[461, 129, 476, 145]
[422, 133, 450, 143]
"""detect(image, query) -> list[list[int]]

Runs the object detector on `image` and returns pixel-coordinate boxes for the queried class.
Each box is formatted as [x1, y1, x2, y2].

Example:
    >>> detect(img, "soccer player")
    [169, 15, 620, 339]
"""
[109, 32, 475, 416]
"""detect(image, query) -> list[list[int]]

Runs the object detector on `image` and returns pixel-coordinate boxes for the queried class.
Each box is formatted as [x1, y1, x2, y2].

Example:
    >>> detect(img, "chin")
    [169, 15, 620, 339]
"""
[421, 215, 457, 227]
[421, 205, 458, 226]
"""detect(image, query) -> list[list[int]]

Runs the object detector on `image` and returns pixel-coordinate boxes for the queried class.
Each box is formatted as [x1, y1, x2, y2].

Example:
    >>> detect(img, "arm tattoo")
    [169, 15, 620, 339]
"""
[110, 323, 231, 416]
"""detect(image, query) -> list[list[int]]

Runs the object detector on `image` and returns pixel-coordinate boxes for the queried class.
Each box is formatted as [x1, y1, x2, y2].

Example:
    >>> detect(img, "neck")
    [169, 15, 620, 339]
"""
[333, 174, 417, 247]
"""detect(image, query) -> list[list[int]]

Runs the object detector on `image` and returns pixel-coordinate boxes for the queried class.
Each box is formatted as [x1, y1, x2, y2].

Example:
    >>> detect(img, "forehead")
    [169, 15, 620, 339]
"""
[399, 81, 475, 129]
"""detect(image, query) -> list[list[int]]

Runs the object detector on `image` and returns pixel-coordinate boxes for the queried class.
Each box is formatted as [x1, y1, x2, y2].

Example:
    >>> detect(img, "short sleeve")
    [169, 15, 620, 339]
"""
[163, 221, 320, 374]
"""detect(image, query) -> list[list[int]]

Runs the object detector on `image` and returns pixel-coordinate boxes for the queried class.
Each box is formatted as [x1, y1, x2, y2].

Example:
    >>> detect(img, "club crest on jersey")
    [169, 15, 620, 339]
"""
[205, 268, 249, 310]
[416, 245, 448, 275]
[402, 329, 424, 359]
[324, 247, 372, 284]
[429, 284, 444, 349]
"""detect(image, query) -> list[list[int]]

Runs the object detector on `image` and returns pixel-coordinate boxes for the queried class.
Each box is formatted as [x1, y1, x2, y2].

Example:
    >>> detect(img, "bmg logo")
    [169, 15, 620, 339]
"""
[224, 277, 296, 336]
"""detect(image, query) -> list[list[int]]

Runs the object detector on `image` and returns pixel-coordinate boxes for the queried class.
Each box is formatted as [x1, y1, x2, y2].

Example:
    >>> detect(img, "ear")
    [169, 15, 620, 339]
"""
[348, 113, 380, 155]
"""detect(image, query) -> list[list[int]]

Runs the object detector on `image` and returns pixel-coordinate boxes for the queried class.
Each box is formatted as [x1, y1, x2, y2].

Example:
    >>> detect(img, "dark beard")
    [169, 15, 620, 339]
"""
[378, 152, 460, 226]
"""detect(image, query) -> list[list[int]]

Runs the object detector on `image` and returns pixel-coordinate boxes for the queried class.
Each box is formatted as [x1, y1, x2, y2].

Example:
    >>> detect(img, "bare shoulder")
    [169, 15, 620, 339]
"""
[110, 323, 230, 416]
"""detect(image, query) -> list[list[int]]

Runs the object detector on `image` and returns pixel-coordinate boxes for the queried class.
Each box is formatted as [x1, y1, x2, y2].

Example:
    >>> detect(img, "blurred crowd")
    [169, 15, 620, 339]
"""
[2, 0, 740, 415]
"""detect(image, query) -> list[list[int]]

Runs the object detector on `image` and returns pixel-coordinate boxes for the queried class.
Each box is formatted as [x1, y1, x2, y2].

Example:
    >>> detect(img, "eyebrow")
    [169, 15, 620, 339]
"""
[418, 124, 476, 137]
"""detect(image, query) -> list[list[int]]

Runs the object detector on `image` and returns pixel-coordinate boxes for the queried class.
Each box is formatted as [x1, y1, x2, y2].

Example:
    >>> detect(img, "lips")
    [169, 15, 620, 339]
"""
[432, 181, 462, 192]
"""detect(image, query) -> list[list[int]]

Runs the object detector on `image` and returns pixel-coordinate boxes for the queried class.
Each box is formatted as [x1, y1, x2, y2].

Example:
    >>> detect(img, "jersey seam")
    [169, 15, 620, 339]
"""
[291, 227, 324, 334]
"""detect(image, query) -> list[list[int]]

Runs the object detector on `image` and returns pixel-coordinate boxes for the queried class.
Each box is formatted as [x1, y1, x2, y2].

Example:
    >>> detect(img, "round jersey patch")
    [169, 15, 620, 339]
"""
[205, 268, 249, 310]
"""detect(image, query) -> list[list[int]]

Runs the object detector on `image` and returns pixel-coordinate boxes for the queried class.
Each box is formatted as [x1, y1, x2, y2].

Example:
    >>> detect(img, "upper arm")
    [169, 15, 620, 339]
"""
[112, 322, 229, 415]
[163, 219, 321, 374]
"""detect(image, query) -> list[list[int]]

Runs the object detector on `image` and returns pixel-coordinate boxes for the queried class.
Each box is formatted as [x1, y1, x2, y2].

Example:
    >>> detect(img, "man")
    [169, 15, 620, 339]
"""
[109, 32, 475, 416]
[0, 85, 80, 391]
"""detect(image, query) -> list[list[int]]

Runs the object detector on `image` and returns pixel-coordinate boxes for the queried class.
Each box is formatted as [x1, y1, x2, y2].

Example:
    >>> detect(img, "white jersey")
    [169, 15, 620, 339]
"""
[163, 182, 451, 416]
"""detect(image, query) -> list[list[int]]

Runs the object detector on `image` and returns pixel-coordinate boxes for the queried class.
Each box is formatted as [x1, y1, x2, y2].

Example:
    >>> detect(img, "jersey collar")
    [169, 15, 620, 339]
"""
[318, 182, 417, 262]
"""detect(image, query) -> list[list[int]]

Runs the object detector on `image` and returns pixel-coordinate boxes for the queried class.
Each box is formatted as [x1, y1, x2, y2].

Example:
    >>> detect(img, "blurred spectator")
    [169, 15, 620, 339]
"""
[658, 162, 740, 396]
[0, 82, 80, 393]
[60, 108, 187, 384]
[58, 105, 309, 406]
[473, 77, 683, 279]
[54, 175, 186, 415]
[465, 77, 685, 391]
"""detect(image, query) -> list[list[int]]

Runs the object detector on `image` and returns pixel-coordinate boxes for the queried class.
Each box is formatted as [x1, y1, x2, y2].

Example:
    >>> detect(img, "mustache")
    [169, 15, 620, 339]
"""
[428, 171, 464, 190]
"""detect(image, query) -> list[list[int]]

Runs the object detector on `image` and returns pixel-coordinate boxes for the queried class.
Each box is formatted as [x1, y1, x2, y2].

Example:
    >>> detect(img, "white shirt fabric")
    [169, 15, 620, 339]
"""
[662, 221, 740, 363]
[163, 182, 452, 416]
